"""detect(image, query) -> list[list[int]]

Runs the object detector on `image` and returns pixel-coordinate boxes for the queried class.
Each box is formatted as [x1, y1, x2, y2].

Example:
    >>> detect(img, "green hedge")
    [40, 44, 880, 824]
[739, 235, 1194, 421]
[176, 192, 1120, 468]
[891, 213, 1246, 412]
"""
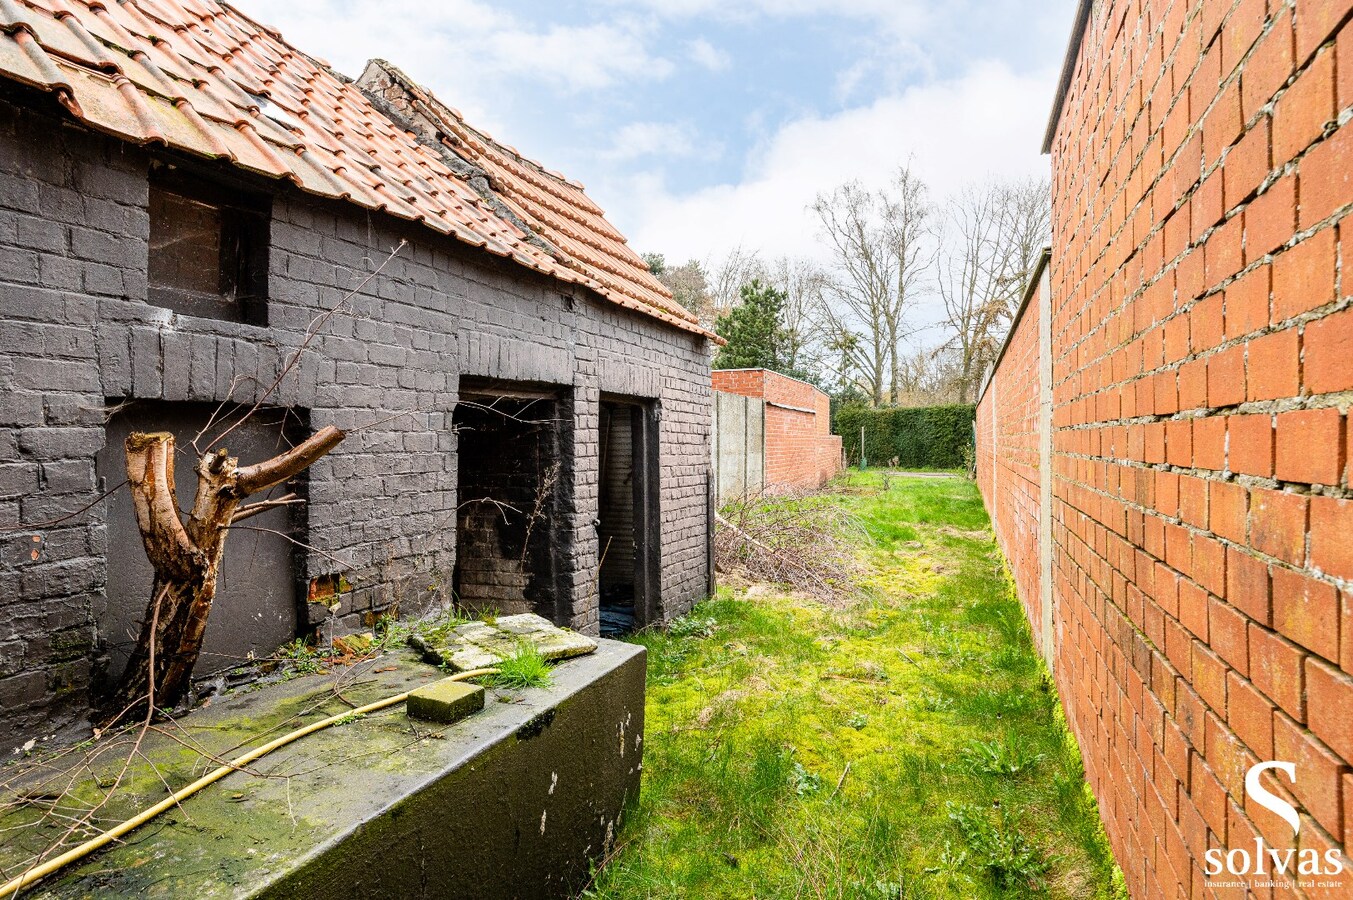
[834, 404, 976, 470]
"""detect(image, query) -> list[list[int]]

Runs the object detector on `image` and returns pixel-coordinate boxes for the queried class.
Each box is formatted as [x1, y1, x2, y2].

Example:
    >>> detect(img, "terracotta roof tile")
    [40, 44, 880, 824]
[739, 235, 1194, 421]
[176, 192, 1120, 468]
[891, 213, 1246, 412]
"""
[360, 60, 697, 327]
[0, 0, 713, 339]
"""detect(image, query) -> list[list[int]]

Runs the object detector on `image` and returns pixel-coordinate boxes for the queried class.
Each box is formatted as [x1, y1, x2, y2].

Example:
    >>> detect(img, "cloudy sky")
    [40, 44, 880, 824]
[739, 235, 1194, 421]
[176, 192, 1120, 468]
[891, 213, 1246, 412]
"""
[246, 0, 1074, 294]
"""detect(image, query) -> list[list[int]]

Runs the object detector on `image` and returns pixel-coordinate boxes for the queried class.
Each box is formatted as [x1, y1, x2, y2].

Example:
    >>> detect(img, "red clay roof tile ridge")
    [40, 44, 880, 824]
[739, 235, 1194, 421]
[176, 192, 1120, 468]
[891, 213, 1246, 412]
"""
[356, 59, 701, 328]
[370, 58, 590, 195]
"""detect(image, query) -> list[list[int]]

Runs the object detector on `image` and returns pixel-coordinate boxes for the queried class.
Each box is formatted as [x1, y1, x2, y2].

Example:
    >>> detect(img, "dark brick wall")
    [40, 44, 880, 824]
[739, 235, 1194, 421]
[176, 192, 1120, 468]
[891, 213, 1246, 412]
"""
[0, 92, 713, 749]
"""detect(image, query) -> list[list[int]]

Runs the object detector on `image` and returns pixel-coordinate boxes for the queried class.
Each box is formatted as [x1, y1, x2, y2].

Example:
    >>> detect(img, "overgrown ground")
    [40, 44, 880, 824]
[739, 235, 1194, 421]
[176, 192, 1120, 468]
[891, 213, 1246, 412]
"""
[587, 472, 1126, 899]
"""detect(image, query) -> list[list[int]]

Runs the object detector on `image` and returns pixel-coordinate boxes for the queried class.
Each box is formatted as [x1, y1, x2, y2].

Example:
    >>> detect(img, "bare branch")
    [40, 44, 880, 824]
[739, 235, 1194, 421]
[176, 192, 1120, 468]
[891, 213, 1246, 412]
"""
[124, 433, 198, 581]
[0, 480, 128, 533]
[200, 241, 407, 454]
[934, 177, 1050, 401]
[235, 426, 345, 496]
[229, 494, 302, 525]
[812, 165, 932, 403]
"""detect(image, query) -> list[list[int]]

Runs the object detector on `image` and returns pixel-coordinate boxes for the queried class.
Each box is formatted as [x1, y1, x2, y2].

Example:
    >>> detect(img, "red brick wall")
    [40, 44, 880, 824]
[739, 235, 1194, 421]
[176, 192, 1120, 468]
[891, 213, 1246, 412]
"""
[977, 301, 1046, 643]
[711, 368, 767, 401]
[977, 1, 1353, 896]
[712, 369, 842, 491]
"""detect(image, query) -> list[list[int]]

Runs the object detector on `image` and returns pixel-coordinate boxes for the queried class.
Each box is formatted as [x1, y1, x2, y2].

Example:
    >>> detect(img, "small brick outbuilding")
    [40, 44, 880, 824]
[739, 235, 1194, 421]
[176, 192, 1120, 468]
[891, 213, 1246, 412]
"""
[0, 0, 716, 746]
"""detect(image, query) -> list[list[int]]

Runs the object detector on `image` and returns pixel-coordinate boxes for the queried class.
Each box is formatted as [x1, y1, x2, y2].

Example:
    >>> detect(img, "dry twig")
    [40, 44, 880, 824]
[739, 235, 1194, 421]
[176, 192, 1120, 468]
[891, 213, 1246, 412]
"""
[713, 487, 867, 606]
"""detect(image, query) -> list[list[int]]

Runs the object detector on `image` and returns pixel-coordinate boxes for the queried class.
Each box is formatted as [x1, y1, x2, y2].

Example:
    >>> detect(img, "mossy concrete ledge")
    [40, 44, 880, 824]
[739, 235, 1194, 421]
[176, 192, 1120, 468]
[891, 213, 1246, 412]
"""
[9, 640, 645, 900]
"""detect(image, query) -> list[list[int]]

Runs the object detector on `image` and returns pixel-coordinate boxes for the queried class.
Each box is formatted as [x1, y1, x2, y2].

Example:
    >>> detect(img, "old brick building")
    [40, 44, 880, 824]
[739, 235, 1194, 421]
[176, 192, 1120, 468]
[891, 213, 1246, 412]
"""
[978, 0, 1352, 895]
[0, 0, 715, 746]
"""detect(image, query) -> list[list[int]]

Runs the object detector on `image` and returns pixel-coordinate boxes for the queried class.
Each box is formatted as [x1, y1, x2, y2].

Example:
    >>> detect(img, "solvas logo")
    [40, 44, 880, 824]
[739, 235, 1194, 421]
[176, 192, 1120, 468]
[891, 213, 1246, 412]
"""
[1203, 762, 1345, 882]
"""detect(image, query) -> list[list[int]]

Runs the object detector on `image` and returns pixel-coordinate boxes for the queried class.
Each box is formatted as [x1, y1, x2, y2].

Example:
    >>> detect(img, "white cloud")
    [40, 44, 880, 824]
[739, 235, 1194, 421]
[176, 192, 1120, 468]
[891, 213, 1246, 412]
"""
[245, 0, 673, 121]
[688, 38, 731, 71]
[486, 22, 674, 91]
[604, 122, 711, 161]
[600, 60, 1055, 326]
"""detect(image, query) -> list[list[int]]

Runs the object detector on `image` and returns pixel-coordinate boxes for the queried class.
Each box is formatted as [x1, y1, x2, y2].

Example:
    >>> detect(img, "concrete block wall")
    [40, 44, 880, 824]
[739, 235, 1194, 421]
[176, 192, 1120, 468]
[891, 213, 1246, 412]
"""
[978, 0, 1353, 895]
[0, 94, 712, 748]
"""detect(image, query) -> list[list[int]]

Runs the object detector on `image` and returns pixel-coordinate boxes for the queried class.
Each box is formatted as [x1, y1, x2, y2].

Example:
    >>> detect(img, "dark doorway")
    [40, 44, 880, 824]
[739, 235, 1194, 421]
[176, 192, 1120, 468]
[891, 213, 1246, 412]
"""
[96, 402, 303, 684]
[598, 398, 659, 636]
[453, 383, 566, 623]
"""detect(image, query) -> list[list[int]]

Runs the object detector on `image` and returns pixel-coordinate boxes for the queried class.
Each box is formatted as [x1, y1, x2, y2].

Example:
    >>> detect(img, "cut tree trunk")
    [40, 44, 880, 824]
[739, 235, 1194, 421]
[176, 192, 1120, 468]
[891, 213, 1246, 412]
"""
[109, 426, 344, 717]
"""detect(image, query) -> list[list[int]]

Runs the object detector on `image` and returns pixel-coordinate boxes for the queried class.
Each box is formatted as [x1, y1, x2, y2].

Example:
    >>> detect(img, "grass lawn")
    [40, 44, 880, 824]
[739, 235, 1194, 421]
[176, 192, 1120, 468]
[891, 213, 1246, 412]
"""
[587, 471, 1126, 900]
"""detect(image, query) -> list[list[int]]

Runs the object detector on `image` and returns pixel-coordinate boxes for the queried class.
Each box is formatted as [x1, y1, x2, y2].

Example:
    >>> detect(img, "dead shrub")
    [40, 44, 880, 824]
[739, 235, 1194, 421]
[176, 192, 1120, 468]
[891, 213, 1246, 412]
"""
[714, 487, 867, 606]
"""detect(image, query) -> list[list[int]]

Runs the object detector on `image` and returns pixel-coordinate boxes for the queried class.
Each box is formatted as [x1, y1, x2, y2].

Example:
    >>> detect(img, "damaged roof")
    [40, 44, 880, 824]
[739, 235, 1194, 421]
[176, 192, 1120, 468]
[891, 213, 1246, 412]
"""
[360, 60, 697, 327]
[0, 0, 711, 338]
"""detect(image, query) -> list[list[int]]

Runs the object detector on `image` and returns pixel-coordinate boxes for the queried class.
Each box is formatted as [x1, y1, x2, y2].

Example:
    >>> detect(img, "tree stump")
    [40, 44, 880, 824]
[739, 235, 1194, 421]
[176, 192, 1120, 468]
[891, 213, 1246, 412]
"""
[109, 426, 344, 717]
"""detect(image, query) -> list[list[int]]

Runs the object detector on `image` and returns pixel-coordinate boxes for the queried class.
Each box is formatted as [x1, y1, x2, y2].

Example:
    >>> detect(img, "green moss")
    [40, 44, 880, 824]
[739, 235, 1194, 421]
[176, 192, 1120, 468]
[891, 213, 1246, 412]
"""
[393, 607, 474, 649]
[0, 654, 462, 893]
[587, 471, 1126, 900]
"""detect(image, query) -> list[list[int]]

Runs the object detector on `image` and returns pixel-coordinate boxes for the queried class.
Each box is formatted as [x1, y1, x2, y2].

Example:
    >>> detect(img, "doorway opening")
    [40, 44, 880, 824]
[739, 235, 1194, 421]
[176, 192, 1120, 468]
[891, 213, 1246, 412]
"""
[598, 398, 659, 636]
[453, 383, 566, 623]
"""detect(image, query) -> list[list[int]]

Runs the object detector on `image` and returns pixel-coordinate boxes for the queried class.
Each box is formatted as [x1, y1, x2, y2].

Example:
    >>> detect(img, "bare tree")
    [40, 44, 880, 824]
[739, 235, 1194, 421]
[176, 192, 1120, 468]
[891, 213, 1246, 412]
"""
[822, 327, 864, 397]
[643, 253, 716, 326]
[103, 243, 409, 715]
[706, 245, 766, 317]
[812, 166, 932, 404]
[111, 427, 344, 714]
[935, 178, 1050, 402]
[764, 255, 829, 378]
[890, 342, 965, 406]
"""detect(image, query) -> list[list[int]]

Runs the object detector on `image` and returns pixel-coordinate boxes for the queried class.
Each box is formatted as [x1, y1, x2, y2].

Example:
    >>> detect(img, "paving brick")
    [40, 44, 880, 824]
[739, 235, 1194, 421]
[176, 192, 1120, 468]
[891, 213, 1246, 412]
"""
[1209, 480, 1247, 543]
[1273, 48, 1336, 163]
[1249, 624, 1306, 721]
[1226, 671, 1275, 757]
[1223, 119, 1271, 211]
[1272, 712, 1344, 838]
[1250, 488, 1308, 565]
[1228, 263, 1266, 341]
[1310, 495, 1353, 581]
[1229, 414, 1274, 476]
[1243, 176, 1295, 263]
[1245, 329, 1300, 401]
[405, 679, 485, 724]
[1271, 226, 1337, 322]
[1207, 345, 1247, 407]
[1209, 595, 1250, 675]
[1304, 307, 1353, 395]
[1298, 118, 1353, 229]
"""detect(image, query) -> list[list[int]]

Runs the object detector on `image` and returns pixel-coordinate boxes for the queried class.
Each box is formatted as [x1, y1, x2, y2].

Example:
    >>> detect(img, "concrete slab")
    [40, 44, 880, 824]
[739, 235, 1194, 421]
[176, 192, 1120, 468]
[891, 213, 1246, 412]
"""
[1, 640, 645, 899]
[410, 613, 598, 672]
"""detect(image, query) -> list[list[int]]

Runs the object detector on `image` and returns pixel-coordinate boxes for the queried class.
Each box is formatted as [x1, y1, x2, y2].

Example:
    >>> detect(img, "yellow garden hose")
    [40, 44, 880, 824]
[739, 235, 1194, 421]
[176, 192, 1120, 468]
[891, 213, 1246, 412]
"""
[1, 667, 500, 898]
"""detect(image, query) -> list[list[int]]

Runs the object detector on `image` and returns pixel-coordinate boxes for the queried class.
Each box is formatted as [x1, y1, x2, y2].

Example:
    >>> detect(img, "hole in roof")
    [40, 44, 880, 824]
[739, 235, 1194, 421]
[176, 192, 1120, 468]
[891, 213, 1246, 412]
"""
[248, 92, 301, 131]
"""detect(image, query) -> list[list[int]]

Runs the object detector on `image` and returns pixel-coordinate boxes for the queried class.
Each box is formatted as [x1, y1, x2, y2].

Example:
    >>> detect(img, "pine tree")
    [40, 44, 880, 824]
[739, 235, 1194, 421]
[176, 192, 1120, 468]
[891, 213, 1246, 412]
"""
[712, 279, 789, 371]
